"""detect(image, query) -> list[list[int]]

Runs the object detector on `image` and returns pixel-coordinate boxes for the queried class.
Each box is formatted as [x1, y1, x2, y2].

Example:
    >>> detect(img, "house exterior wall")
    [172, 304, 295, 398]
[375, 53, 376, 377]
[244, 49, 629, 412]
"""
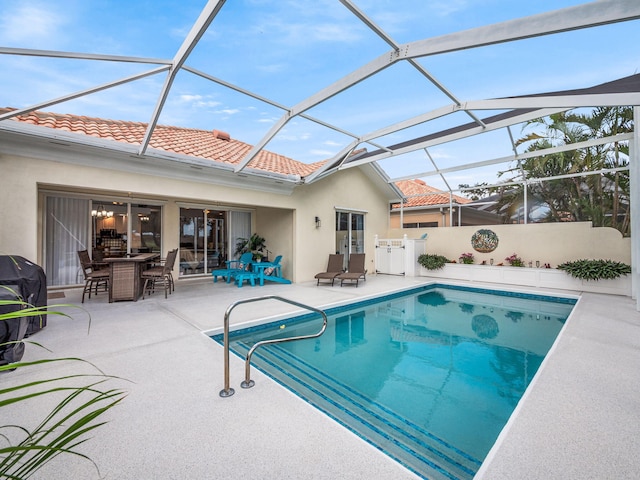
[390, 210, 446, 228]
[0, 152, 391, 284]
[388, 222, 631, 267]
[0, 154, 40, 258]
[289, 167, 391, 281]
[390, 207, 502, 228]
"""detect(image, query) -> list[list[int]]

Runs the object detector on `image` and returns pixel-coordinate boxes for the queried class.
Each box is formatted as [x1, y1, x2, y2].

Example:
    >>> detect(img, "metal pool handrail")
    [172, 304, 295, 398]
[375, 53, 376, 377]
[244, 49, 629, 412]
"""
[219, 295, 328, 398]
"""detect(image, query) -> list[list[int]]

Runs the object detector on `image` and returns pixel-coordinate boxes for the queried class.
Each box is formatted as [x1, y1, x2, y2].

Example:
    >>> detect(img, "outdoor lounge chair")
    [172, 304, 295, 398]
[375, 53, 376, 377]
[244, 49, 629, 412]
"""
[78, 250, 110, 303]
[314, 254, 344, 286]
[337, 253, 367, 287]
[212, 252, 253, 283]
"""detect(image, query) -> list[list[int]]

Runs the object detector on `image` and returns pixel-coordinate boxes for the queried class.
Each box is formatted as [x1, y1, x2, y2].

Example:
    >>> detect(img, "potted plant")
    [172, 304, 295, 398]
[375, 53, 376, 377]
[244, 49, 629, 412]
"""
[505, 253, 524, 267]
[234, 233, 267, 261]
[459, 253, 474, 264]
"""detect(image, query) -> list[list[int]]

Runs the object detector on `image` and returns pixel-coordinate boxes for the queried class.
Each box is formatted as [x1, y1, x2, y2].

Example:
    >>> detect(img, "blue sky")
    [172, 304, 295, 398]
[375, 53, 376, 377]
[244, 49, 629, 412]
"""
[1, 0, 639, 190]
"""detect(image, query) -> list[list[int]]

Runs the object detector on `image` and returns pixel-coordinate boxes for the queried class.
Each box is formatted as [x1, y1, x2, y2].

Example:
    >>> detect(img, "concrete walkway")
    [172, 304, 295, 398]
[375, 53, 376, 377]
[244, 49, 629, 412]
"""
[3, 275, 640, 479]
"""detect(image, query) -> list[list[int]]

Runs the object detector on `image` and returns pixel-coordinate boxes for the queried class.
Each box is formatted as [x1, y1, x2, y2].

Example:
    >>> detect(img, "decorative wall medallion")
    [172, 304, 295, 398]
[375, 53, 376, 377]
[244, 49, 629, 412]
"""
[471, 229, 499, 253]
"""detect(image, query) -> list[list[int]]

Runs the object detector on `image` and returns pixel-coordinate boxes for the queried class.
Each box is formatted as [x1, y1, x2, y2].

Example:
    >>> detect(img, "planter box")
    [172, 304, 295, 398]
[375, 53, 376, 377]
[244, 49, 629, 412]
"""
[418, 263, 631, 296]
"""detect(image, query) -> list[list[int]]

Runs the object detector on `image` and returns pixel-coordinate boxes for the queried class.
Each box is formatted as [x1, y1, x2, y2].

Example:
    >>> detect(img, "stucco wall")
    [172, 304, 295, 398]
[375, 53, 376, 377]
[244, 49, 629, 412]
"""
[0, 154, 40, 258]
[0, 153, 392, 284]
[255, 207, 294, 280]
[289, 167, 391, 281]
[388, 222, 630, 267]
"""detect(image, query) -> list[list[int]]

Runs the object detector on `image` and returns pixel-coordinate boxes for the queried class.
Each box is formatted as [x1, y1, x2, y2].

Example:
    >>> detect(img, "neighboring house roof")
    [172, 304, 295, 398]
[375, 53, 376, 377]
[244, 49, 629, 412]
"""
[0, 108, 325, 178]
[392, 179, 471, 209]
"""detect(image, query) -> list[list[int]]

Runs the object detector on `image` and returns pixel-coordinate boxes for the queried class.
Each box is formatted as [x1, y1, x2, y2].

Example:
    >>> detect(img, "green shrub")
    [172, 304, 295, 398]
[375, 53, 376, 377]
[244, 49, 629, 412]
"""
[418, 254, 450, 270]
[557, 259, 631, 281]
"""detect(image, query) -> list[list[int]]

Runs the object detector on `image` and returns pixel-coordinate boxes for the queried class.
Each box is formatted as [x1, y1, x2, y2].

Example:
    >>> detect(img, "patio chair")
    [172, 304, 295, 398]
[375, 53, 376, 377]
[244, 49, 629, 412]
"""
[78, 250, 110, 303]
[91, 249, 108, 270]
[314, 254, 344, 286]
[254, 255, 291, 286]
[262, 255, 283, 277]
[142, 248, 178, 299]
[212, 252, 253, 283]
[337, 253, 367, 287]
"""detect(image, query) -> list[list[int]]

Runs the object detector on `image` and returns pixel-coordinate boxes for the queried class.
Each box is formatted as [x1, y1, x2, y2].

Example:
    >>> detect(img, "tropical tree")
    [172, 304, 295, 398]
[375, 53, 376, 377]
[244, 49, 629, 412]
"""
[463, 107, 632, 235]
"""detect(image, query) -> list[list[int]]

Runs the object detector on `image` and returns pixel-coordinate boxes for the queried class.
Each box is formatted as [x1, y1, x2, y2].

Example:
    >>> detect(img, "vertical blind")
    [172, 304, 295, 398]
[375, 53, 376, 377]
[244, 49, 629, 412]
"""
[45, 196, 89, 286]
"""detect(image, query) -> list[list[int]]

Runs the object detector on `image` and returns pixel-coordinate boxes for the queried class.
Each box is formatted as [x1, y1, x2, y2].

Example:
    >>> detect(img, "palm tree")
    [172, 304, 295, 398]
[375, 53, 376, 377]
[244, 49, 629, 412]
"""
[481, 108, 633, 234]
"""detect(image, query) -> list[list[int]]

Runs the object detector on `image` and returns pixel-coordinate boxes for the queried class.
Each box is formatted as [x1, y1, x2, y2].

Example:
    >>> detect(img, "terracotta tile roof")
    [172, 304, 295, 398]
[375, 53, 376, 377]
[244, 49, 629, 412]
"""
[392, 179, 470, 209]
[0, 108, 323, 178]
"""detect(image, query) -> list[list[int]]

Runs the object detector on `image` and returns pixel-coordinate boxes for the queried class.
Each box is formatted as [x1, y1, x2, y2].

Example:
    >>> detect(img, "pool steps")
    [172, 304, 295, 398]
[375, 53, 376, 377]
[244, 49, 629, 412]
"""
[233, 341, 481, 480]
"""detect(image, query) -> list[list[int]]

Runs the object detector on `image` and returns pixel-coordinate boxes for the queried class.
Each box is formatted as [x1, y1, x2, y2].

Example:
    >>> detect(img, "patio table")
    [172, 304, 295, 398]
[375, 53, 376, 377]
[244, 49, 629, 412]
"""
[105, 253, 159, 302]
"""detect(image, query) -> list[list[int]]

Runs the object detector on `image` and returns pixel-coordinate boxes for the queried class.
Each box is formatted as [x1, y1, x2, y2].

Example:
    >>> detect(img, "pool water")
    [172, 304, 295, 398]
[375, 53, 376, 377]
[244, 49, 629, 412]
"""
[213, 284, 576, 480]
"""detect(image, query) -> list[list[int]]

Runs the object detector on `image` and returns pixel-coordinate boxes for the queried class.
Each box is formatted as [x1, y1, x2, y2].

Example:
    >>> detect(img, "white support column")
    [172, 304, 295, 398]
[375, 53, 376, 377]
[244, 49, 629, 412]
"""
[523, 182, 528, 224]
[630, 107, 640, 309]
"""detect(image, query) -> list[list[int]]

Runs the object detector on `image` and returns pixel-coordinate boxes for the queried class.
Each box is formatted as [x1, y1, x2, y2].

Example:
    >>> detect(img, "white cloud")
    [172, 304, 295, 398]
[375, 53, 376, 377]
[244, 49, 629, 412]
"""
[278, 132, 312, 142]
[309, 149, 335, 157]
[215, 108, 240, 115]
[426, 149, 453, 160]
[178, 94, 222, 109]
[0, 3, 67, 47]
[179, 94, 203, 102]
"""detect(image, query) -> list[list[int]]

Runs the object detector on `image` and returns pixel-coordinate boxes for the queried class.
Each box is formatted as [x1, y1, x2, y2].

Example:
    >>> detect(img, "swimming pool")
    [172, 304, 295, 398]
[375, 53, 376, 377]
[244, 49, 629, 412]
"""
[212, 284, 576, 479]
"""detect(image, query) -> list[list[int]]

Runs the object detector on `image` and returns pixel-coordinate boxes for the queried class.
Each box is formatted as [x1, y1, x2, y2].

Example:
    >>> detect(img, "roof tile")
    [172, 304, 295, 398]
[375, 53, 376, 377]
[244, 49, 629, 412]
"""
[0, 108, 323, 178]
[393, 179, 470, 208]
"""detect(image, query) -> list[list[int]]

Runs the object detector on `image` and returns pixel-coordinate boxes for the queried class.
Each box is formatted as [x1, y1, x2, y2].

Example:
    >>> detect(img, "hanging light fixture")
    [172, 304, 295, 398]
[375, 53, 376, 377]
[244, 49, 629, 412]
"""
[92, 204, 113, 217]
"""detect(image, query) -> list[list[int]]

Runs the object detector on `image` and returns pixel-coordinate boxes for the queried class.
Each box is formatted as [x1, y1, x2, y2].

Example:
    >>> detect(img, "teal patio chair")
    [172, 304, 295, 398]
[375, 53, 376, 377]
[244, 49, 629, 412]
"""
[253, 255, 291, 286]
[212, 252, 253, 283]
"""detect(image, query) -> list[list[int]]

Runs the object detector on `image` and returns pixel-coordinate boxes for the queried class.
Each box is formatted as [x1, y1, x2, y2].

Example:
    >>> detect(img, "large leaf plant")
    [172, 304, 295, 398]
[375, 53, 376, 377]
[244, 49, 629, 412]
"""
[0, 293, 127, 479]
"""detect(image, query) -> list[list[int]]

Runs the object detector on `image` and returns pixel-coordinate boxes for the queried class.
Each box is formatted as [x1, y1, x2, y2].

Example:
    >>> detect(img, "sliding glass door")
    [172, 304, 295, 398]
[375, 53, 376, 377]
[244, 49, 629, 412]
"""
[179, 208, 232, 277]
[44, 194, 163, 286]
[335, 211, 365, 270]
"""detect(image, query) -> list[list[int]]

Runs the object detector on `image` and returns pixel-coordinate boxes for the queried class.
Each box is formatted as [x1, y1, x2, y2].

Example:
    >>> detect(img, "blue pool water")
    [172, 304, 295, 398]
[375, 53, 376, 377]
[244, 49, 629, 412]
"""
[213, 284, 576, 479]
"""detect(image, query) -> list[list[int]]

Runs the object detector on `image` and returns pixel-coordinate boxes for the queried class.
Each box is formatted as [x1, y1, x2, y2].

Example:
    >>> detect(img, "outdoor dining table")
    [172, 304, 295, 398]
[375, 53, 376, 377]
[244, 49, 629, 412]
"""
[105, 253, 159, 302]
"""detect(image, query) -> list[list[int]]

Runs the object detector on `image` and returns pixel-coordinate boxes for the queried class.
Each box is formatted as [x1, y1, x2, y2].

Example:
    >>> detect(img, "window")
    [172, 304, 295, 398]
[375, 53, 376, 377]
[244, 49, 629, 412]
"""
[402, 221, 438, 228]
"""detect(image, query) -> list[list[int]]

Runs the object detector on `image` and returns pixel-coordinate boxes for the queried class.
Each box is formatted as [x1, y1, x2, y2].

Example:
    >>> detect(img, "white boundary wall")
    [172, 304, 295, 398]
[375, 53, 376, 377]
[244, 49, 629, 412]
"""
[389, 222, 630, 268]
[417, 263, 631, 296]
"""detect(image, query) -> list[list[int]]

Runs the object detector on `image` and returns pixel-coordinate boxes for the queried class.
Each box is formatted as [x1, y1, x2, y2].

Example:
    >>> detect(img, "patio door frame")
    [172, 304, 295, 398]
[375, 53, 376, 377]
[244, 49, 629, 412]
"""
[176, 203, 253, 277]
[41, 189, 165, 286]
[335, 208, 366, 270]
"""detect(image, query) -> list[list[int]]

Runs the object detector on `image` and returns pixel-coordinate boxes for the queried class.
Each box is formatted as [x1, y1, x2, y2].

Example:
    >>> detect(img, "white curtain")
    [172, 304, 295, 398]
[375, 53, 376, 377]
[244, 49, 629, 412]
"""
[45, 196, 89, 286]
[229, 211, 251, 260]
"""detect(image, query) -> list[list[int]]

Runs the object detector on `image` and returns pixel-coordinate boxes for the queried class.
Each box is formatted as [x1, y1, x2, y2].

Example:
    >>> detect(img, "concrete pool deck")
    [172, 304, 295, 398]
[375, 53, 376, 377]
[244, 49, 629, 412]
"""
[3, 275, 640, 479]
